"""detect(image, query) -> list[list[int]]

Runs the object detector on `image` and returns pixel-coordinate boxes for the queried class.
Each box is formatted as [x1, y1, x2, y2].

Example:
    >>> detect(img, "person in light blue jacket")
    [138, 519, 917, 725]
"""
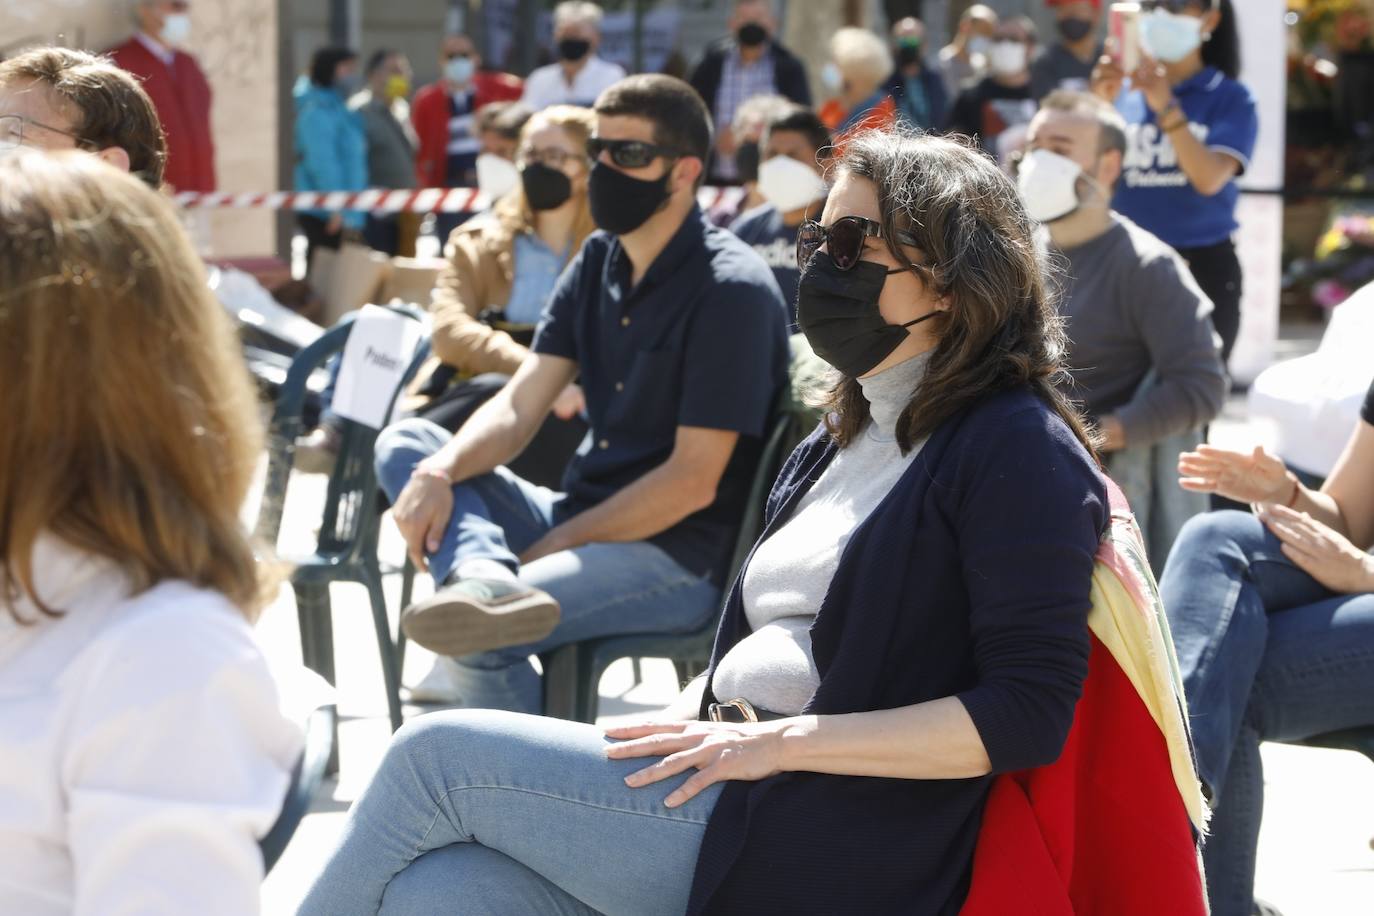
[295, 47, 369, 271]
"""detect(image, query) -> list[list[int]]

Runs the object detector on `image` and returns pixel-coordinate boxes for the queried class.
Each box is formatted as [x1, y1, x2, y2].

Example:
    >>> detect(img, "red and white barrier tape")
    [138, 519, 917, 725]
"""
[172, 185, 748, 214]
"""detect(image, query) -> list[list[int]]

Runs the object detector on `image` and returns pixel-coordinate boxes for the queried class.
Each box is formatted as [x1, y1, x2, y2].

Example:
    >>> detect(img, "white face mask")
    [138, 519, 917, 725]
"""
[161, 12, 192, 46]
[967, 36, 992, 58]
[820, 62, 844, 94]
[756, 154, 827, 214]
[476, 153, 520, 201]
[988, 41, 1028, 77]
[1017, 148, 1086, 224]
[1140, 10, 1205, 64]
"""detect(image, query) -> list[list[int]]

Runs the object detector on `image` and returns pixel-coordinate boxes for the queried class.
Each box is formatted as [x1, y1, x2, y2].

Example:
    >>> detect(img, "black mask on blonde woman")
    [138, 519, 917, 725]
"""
[520, 162, 572, 211]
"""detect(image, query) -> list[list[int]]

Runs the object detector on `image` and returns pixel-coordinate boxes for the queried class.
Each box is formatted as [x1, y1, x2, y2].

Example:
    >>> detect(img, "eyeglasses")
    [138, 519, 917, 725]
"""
[517, 146, 586, 169]
[1139, 0, 1214, 13]
[0, 113, 94, 151]
[586, 136, 684, 170]
[796, 216, 922, 272]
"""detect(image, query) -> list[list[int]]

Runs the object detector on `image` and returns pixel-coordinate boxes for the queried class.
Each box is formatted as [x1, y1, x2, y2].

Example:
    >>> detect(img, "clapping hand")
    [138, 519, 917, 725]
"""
[1178, 444, 1294, 505]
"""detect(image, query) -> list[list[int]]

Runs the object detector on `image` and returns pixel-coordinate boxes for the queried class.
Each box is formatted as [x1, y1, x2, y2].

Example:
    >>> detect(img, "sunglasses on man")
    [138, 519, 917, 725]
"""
[1138, 0, 1217, 13]
[795, 215, 924, 273]
[585, 136, 686, 170]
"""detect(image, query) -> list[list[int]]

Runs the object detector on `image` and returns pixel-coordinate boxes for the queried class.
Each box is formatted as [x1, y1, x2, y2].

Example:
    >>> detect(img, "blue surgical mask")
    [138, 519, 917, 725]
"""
[335, 72, 362, 97]
[1140, 9, 1204, 64]
[445, 56, 475, 86]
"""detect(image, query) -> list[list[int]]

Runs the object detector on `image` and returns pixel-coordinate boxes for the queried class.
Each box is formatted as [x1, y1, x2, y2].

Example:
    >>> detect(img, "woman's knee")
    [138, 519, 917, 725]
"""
[1166, 510, 1270, 578]
[385, 709, 547, 776]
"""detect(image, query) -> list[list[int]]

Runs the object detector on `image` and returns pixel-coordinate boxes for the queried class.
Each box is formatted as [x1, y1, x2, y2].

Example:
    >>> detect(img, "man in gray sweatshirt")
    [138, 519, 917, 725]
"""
[1021, 90, 1226, 563]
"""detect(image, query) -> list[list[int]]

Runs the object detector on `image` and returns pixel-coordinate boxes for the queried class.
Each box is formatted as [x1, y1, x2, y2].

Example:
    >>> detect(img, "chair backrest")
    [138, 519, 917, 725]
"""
[726, 409, 803, 587]
[258, 704, 337, 873]
[254, 306, 429, 555]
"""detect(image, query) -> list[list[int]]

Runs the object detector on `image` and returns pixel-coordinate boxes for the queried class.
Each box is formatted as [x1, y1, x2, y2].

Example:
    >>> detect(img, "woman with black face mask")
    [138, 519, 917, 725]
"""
[296, 128, 1208, 916]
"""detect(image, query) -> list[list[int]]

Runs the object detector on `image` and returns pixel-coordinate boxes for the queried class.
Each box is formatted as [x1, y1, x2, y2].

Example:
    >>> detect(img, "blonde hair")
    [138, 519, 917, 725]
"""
[830, 27, 893, 93]
[495, 104, 596, 250]
[0, 150, 271, 622]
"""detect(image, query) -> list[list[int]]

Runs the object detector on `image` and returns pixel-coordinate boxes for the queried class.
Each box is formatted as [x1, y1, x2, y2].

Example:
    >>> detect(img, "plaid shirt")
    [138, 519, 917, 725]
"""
[713, 45, 777, 179]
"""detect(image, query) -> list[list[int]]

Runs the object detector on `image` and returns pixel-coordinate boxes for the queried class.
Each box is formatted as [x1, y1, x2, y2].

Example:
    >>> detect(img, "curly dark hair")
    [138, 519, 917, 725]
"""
[818, 128, 1098, 459]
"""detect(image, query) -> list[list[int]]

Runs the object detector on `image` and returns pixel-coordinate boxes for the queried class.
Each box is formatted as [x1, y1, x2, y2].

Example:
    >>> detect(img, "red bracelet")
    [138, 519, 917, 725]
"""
[1284, 472, 1301, 509]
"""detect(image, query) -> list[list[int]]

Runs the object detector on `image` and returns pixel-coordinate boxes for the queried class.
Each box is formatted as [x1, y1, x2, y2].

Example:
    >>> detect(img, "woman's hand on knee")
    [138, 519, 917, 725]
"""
[603, 720, 792, 808]
[1259, 504, 1374, 594]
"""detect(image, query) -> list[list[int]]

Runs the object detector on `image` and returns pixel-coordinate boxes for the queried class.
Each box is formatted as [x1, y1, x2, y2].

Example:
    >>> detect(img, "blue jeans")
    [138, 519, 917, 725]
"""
[1159, 510, 1374, 916]
[374, 418, 721, 714]
[297, 710, 723, 915]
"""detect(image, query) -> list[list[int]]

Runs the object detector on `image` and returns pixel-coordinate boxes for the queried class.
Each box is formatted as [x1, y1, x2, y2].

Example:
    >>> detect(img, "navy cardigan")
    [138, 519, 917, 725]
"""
[689, 388, 1108, 916]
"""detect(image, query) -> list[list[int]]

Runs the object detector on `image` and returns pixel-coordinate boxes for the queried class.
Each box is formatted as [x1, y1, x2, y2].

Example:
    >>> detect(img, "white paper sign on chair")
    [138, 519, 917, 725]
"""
[331, 304, 425, 430]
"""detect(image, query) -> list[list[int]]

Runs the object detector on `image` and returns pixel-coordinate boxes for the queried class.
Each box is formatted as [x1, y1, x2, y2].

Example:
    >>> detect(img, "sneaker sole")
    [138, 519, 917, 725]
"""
[400, 588, 561, 658]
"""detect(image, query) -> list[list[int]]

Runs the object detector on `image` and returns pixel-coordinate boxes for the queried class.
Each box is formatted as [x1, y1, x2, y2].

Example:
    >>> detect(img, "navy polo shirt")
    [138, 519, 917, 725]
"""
[532, 205, 790, 585]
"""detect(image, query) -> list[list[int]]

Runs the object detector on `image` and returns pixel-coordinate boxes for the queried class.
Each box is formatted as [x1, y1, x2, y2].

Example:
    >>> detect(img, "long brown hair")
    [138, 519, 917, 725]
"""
[493, 104, 597, 249]
[0, 150, 270, 622]
[819, 128, 1098, 459]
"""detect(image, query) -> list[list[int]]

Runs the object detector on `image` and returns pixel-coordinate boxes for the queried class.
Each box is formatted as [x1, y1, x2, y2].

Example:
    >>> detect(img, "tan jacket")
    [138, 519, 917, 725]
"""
[429, 210, 529, 378]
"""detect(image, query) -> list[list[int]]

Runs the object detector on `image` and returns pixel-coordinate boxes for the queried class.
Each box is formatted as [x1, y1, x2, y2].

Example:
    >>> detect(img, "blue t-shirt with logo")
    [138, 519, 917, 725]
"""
[730, 203, 801, 331]
[1112, 67, 1258, 250]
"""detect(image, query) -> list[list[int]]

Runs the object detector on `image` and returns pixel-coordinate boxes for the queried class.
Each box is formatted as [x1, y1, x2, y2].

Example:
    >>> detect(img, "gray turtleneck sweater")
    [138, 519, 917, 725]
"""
[712, 351, 932, 715]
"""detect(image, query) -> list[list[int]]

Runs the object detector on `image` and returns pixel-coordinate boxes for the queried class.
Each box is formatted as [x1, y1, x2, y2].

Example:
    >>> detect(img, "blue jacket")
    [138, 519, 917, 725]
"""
[690, 388, 1108, 915]
[293, 80, 368, 229]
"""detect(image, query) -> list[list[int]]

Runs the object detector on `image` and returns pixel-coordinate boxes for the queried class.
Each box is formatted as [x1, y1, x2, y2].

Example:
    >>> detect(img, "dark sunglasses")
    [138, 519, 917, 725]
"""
[586, 136, 684, 169]
[796, 216, 922, 272]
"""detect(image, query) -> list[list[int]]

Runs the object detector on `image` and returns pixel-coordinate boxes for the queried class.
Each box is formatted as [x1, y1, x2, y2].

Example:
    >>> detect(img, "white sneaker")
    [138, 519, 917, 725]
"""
[403, 656, 465, 705]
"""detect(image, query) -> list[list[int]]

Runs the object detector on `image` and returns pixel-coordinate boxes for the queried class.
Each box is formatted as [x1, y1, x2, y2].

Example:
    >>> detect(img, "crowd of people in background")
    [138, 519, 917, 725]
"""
[2, 2, 1372, 916]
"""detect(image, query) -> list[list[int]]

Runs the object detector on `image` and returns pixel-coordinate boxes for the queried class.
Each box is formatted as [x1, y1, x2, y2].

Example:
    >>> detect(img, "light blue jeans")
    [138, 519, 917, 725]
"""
[296, 709, 723, 915]
[1159, 510, 1374, 916]
[374, 418, 721, 714]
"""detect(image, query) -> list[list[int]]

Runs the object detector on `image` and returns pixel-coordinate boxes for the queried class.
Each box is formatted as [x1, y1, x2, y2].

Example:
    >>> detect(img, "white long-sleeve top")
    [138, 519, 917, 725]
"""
[0, 536, 303, 916]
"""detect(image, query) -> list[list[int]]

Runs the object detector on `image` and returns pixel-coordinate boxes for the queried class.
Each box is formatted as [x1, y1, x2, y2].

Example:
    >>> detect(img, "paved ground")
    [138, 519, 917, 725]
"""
[257, 323, 1373, 915]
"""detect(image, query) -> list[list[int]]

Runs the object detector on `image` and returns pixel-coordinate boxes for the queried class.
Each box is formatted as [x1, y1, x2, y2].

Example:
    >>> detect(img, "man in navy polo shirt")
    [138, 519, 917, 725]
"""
[374, 73, 790, 714]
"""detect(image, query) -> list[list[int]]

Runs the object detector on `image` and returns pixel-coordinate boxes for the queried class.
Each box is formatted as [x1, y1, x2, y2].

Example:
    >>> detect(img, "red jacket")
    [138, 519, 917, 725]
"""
[961, 482, 1208, 916]
[108, 36, 216, 192]
[411, 71, 523, 189]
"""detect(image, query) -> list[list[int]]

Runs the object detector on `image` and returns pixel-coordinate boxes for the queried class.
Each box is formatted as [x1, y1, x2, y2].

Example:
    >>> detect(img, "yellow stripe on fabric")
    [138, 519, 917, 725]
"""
[1088, 563, 1207, 832]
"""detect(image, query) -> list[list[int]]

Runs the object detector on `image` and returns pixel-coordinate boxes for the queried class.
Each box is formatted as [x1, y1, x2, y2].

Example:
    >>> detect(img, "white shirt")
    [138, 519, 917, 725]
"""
[0, 537, 303, 916]
[134, 31, 176, 67]
[521, 55, 626, 110]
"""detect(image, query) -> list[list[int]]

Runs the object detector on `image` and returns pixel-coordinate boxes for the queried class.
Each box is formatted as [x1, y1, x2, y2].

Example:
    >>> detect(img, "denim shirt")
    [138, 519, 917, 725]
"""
[503, 232, 567, 326]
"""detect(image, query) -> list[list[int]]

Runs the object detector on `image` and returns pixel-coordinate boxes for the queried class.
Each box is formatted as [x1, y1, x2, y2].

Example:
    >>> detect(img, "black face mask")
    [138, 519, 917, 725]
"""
[896, 43, 922, 67]
[737, 22, 768, 47]
[1057, 17, 1095, 43]
[588, 160, 672, 235]
[521, 162, 572, 211]
[557, 38, 591, 61]
[796, 255, 938, 379]
[734, 141, 761, 184]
